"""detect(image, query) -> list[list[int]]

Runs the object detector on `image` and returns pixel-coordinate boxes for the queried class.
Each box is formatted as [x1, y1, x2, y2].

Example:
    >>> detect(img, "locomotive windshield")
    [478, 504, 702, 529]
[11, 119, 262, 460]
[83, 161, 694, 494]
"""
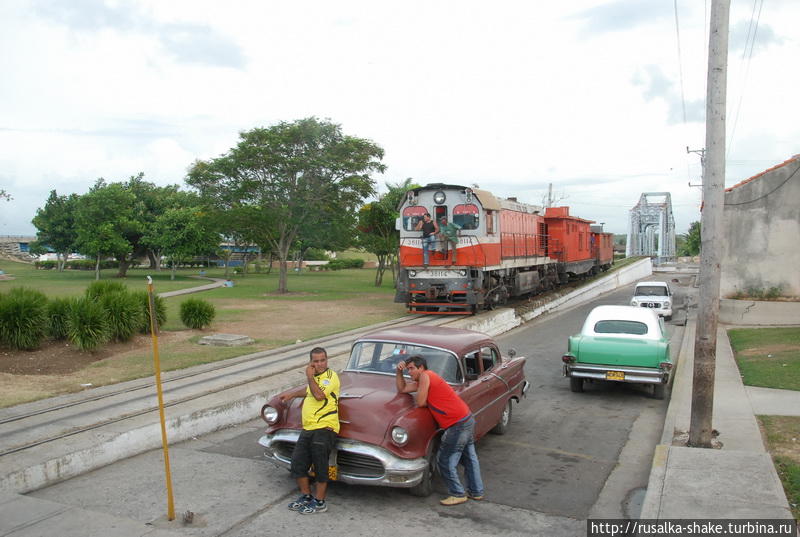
[402, 206, 427, 231]
[453, 204, 479, 230]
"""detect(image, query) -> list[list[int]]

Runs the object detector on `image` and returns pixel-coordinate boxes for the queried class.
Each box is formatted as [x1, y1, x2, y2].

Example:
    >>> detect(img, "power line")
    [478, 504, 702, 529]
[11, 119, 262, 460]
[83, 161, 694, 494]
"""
[728, 0, 764, 158]
[673, 0, 688, 124]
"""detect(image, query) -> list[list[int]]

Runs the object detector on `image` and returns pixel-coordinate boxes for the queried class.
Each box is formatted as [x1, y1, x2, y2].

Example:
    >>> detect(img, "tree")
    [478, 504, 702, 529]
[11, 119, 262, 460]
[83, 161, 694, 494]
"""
[0, 189, 10, 201]
[187, 117, 385, 293]
[74, 180, 138, 280]
[678, 221, 701, 256]
[357, 179, 418, 286]
[32, 191, 80, 271]
[143, 207, 220, 280]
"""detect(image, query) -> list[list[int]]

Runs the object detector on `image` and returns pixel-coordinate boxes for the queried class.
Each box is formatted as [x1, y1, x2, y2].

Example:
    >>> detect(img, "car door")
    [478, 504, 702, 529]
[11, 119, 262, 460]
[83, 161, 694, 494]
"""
[458, 345, 508, 436]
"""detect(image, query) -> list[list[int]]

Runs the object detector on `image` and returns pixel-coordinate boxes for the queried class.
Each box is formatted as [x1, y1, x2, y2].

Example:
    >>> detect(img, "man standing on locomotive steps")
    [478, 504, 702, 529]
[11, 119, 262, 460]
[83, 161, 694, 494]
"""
[415, 212, 439, 267]
[396, 355, 484, 505]
[280, 347, 340, 514]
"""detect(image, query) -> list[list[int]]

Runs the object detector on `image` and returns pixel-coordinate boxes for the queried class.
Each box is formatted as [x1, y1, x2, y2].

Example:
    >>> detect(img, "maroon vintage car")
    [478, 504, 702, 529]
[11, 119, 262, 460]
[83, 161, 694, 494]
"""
[258, 325, 529, 496]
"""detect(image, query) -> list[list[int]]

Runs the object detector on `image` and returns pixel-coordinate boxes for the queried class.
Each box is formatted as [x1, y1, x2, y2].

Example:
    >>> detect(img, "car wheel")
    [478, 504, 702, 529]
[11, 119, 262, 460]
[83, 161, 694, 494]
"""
[570, 377, 584, 393]
[409, 440, 438, 497]
[653, 383, 666, 400]
[490, 400, 512, 435]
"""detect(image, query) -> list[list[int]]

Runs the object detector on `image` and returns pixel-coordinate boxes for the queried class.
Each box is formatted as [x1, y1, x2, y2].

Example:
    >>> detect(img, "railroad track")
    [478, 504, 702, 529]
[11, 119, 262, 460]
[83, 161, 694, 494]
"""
[0, 313, 458, 459]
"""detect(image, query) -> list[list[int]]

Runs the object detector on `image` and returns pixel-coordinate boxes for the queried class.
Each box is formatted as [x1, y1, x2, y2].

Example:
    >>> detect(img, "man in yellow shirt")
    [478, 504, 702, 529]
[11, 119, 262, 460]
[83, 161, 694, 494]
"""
[280, 347, 340, 514]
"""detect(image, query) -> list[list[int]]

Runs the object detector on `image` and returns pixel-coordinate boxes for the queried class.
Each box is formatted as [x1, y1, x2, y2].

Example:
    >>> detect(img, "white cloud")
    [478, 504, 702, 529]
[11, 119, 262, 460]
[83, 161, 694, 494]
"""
[1, 0, 798, 238]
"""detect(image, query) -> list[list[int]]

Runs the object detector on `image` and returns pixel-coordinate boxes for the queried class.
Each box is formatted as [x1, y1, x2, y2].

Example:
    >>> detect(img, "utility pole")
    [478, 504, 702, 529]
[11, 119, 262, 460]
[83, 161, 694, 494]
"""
[689, 0, 729, 448]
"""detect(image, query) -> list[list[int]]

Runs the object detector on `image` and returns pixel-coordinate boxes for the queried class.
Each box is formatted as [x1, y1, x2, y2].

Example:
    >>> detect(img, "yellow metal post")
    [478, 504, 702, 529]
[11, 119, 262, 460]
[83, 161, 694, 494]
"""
[147, 276, 175, 521]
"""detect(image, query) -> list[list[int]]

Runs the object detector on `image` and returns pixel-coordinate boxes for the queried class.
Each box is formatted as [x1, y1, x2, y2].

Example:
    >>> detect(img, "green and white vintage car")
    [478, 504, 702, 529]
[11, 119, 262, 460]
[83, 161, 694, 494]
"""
[562, 305, 672, 399]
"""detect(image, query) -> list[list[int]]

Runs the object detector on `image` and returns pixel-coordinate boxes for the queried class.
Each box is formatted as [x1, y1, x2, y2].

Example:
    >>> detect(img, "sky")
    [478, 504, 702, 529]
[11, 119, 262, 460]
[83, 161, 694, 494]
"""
[1, 0, 798, 237]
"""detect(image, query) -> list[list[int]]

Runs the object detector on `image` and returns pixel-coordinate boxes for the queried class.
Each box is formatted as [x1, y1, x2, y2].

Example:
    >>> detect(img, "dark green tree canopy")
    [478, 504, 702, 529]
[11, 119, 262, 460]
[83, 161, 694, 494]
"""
[32, 190, 80, 270]
[187, 117, 385, 293]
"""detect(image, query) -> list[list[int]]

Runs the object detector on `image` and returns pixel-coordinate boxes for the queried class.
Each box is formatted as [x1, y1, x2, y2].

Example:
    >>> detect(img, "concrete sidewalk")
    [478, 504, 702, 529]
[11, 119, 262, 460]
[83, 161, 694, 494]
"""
[641, 318, 796, 519]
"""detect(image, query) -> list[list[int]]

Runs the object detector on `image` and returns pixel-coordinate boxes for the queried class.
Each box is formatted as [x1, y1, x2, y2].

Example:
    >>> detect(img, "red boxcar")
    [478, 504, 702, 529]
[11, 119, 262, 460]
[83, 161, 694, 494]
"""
[544, 207, 595, 278]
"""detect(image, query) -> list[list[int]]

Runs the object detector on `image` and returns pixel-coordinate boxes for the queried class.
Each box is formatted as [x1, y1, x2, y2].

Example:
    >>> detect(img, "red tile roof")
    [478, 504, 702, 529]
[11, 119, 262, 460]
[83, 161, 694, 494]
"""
[726, 155, 800, 192]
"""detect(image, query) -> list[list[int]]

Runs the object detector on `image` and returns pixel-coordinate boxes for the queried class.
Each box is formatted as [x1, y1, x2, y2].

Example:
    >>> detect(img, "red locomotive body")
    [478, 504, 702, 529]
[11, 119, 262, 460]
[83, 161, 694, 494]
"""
[395, 184, 613, 314]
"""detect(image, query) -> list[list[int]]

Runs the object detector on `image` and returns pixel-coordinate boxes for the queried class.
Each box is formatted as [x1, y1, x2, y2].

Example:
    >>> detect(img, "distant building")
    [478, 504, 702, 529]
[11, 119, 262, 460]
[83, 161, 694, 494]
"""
[721, 155, 800, 297]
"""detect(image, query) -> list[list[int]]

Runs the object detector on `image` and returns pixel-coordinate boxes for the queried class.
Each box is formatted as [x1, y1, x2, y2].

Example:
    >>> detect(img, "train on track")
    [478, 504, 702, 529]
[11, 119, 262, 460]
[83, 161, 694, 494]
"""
[395, 184, 614, 314]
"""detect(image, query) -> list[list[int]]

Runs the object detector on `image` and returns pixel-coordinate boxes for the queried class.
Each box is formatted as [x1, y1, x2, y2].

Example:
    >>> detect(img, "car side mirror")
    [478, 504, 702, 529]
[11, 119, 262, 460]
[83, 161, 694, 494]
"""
[508, 348, 517, 358]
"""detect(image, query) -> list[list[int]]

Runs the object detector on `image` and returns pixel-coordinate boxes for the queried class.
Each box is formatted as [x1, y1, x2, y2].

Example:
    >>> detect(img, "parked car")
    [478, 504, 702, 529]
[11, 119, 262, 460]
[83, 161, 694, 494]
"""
[258, 325, 529, 496]
[561, 305, 672, 399]
[630, 281, 673, 320]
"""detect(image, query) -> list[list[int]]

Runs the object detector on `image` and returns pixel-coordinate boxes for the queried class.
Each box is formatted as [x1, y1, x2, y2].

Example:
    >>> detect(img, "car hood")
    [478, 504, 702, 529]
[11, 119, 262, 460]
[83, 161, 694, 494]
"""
[267, 371, 436, 457]
[338, 372, 421, 438]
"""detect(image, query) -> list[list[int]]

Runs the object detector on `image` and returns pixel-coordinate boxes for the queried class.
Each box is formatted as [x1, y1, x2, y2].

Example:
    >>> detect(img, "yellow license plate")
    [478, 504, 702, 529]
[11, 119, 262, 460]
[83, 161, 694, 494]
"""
[308, 465, 338, 481]
[606, 371, 625, 381]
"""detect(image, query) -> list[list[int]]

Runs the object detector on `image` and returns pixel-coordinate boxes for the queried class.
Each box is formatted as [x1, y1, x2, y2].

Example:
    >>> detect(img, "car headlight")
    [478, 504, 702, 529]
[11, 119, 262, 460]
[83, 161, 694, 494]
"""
[631, 300, 638, 306]
[664, 301, 670, 307]
[262, 405, 279, 424]
[408, 270, 416, 277]
[459, 269, 467, 277]
[391, 426, 409, 446]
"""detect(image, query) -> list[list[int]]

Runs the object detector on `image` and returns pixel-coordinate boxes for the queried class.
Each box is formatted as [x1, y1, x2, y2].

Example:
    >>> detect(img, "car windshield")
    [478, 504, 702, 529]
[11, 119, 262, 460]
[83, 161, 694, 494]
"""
[635, 285, 668, 297]
[594, 320, 649, 335]
[346, 341, 462, 383]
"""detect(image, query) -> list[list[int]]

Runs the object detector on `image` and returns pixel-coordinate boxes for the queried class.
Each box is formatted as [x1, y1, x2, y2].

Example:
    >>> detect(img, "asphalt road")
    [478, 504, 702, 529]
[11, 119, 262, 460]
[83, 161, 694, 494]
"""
[29, 274, 694, 537]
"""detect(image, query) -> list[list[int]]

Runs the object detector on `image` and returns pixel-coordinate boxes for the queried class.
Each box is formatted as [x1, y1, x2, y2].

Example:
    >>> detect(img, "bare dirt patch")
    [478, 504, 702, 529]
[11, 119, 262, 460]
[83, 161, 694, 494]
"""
[0, 332, 184, 376]
[758, 415, 800, 463]
[739, 344, 800, 357]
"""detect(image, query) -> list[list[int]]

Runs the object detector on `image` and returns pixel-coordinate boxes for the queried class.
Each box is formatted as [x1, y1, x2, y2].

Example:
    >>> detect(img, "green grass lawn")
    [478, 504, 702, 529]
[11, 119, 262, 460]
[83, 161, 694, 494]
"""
[728, 327, 800, 391]
[0, 259, 204, 297]
[758, 415, 800, 519]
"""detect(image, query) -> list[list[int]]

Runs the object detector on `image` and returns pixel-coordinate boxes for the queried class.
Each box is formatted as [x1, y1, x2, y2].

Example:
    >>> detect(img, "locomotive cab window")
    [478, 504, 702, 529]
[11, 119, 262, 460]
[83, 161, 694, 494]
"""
[402, 206, 427, 231]
[453, 204, 479, 230]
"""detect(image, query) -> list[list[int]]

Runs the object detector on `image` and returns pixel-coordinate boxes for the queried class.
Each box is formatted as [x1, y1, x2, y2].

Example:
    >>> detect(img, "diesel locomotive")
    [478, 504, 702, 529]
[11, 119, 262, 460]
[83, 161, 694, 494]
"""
[394, 184, 613, 314]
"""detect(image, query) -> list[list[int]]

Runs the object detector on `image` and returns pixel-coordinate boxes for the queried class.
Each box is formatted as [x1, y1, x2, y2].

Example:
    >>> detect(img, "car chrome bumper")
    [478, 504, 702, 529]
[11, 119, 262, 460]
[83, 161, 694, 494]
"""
[258, 430, 428, 488]
[564, 364, 668, 384]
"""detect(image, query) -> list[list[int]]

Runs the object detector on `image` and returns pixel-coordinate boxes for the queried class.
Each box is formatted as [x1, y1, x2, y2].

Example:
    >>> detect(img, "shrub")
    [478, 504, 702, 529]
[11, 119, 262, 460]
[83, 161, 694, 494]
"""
[327, 258, 364, 270]
[85, 280, 127, 300]
[34, 260, 58, 270]
[0, 287, 48, 350]
[101, 291, 143, 342]
[304, 248, 330, 261]
[132, 291, 167, 333]
[180, 298, 216, 330]
[47, 297, 72, 340]
[66, 297, 110, 351]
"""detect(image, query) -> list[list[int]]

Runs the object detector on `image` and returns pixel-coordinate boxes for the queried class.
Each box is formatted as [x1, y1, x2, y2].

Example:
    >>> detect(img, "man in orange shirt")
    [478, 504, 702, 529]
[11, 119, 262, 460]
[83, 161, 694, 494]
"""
[395, 355, 484, 505]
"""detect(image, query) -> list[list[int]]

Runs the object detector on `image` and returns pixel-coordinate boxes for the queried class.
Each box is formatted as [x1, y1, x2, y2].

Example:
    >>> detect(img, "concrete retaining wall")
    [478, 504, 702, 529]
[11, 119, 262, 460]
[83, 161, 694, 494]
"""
[452, 258, 654, 335]
[720, 299, 800, 325]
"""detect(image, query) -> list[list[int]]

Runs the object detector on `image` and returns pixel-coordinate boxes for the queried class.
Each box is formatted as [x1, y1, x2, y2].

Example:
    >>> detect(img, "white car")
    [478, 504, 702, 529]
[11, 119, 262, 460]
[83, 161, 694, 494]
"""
[630, 281, 673, 321]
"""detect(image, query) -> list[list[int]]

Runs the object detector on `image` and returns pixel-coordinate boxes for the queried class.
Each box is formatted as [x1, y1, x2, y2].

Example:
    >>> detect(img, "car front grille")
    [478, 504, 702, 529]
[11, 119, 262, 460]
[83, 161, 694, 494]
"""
[640, 302, 662, 309]
[272, 440, 385, 478]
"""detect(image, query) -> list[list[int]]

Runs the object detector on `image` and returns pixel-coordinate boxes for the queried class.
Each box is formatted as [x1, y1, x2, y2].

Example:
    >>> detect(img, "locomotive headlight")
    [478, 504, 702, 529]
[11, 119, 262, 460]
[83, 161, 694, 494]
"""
[391, 426, 409, 446]
[433, 191, 446, 204]
[408, 270, 417, 277]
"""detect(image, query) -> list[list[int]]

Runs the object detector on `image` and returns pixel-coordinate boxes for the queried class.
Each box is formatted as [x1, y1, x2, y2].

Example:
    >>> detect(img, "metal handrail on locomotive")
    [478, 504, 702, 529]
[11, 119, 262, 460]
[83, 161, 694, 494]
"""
[395, 184, 614, 314]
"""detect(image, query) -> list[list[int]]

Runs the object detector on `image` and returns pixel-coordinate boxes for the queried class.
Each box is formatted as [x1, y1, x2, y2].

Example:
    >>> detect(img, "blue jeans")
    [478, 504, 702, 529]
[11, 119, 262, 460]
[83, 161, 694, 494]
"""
[437, 415, 484, 497]
[422, 235, 436, 265]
